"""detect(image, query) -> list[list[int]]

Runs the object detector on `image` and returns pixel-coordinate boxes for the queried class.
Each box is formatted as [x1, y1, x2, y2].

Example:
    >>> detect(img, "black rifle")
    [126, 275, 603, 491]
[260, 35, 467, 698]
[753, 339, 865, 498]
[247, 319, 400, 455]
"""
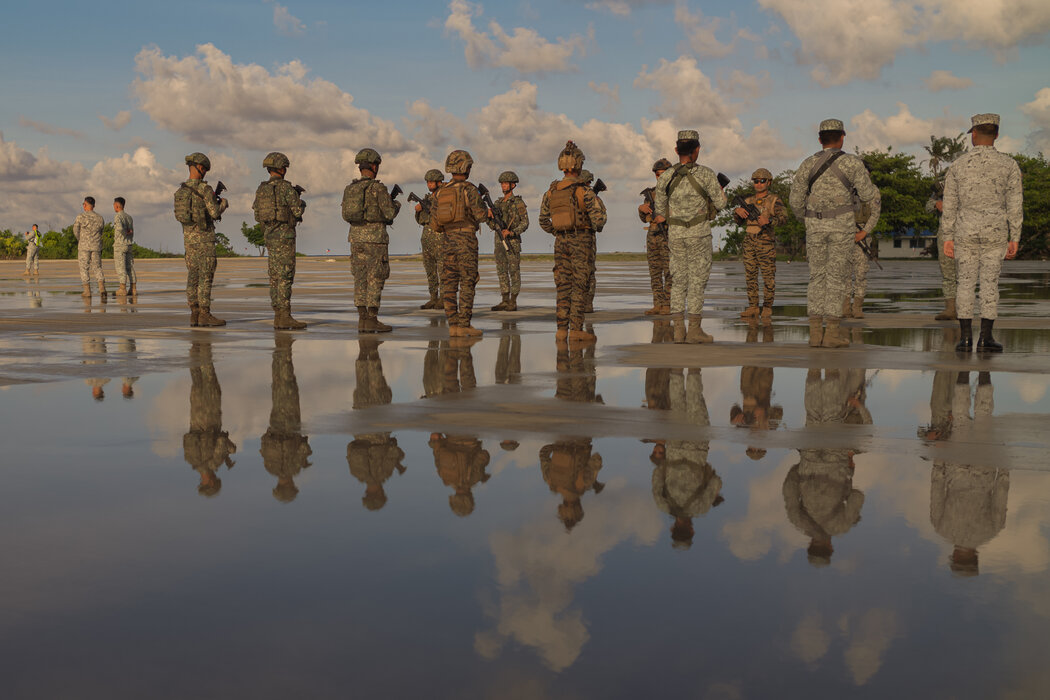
[212, 181, 227, 221]
[593, 178, 607, 194]
[732, 195, 763, 223]
[856, 237, 883, 271]
[292, 184, 306, 195]
[717, 172, 731, 189]
[389, 184, 403, 200]
[477, 184, 510, 251]
[408, 192, 430, 215]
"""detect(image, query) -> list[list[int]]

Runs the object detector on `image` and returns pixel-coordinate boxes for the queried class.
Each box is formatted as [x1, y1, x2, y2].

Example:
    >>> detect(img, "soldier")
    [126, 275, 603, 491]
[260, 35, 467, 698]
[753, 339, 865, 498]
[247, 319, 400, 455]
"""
[349, 337, 406, 511]
[431, 150, 488, 337]
[639, 158, 673, 315]
[112, 197, 136, 297]
[942, 114, 1023, 353]
[539, 141, 607, 343]
[430, 433, 491, 517]
[789, 119, 880, 348]
[487, 170, 529, 311]
[730, 325, 783, 460]
[733, 168, 787, 321]
[81, 335, 109, 401]
[841, 187, 881, 319]
[416, 169, 445, 309]
[73, 196, 106, 299]
[579, 170, 605, 314]
[117, 338, 140, 400]
[341, 148, 400, 333]
[174, 152, 229, 327]
[23, 224, 41, 277]
[252, 152, 308, 329]
[260, 335, 312, 502]
[540, 439, 604, 531]
[182, 341, 236, 497]
[927, 174, 957, 320]
[653, 130, 727, 344]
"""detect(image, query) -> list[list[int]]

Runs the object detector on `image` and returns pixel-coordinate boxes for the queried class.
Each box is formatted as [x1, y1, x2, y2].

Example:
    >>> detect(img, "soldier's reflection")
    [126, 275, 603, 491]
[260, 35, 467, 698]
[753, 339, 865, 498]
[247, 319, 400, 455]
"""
[81, 336, 109, 401]
[783, 369, 867, 566]
[349, 338, 405, 511]
[495, 322, 521, 385]
[116, 338, 139, 400]
[730, 320, 782, 459]
[183, 340, 236, 497]
[555, 342, 601, 404]
[930, 371, 1007, 576]
[431, 433, 490, 517]
[260, 335, 312, 503]
[653, 368, 723, 548]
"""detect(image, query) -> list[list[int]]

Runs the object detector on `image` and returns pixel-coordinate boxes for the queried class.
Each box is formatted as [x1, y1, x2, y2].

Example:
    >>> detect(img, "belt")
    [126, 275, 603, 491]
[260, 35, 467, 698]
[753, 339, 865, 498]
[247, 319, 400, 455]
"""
[804, 204, 854, 219]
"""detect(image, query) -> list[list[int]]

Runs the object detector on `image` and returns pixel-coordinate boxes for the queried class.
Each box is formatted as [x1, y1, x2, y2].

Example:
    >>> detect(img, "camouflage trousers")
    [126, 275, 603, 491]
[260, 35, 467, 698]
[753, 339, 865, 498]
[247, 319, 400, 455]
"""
[25, 245, 39, 273]
[421, 227, 443, 299]
[495, 325, 521, 384]
[668, 236, 712, 315]
[351, 242, 390, 309]
[185, 238, 217, 307]
[585, 235, 597, 308]
[442, 231, 480, 326]
[742, 233, 776, 307]
[553, 230, 595, 331]
[805, 226, 852, 318]
[844, 242, 868, 299]
[265, 232, 297, 310]
[494, 233, 522, 295]
[77, 248, 105, 287]
[937, 230, 957, 298]
[646, 229, 671, 307]
[955, 237, 1007, 320]
[113, 246, 136, 286]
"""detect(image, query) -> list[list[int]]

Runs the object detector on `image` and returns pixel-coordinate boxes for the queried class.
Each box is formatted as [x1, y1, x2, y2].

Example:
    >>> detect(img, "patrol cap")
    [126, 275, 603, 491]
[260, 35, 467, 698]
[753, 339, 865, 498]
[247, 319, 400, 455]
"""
[262, 152, 290, 169]
[424, 168, 444, 182]
[676, 129, 700, 142]
[819, 119, 845, 132]
[652, 158, 673, 172]
[498, 171, 519, 184]
[968, 113, 1000, 133]
[751, 168, 772, 180]
[185, 152, 211, 170]
[445, 149, 474, 174]
[355, 148, 382, 166]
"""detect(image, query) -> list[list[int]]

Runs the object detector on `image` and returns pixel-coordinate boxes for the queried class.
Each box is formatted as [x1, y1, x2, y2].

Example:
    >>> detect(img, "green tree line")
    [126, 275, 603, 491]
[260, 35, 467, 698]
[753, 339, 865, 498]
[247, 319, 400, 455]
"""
[0, 225, 239, 259]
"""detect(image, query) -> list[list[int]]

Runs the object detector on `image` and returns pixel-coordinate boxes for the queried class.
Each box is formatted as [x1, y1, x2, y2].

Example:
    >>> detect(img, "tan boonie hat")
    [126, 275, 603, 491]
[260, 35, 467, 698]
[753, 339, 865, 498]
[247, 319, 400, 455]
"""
[676, 129, 699, 142]
[819, 119, 845, 132]
[968, 113, 1000, 133]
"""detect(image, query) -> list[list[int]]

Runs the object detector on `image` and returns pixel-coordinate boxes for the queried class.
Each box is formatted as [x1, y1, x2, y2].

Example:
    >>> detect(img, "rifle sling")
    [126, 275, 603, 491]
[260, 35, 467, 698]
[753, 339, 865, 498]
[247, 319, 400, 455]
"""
[665, 164, 712, 228]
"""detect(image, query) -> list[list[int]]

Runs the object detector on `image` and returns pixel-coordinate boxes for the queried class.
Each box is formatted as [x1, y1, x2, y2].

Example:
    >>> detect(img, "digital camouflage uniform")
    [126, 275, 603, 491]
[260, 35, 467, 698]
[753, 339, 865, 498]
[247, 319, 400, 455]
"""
[430, 433, 491, 517]
[487, 193, 529, 296]
[349, 337, 405, 511]
[342, 173, 400, 309]
[25, 228, 41, 274]
[183, 341, 236, 496]
[113, 210, 136, 287]
[433, 181, 488, 327]
[81, 336, 109, 397]
[179, 179, 228, 308]
[253, 173, 306, 311]
[73, 209, 106, 290]
[927, 187, 957, 299]
[260, 335, 312, 502]
[733, 192, 787, 309]
[416, 191, 443, 302]
[640, 187, 671, 309]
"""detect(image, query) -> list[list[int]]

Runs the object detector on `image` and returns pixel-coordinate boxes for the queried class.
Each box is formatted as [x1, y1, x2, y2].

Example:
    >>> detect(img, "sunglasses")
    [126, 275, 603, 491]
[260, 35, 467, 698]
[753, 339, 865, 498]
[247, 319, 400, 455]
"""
[752, 178, 769, 184]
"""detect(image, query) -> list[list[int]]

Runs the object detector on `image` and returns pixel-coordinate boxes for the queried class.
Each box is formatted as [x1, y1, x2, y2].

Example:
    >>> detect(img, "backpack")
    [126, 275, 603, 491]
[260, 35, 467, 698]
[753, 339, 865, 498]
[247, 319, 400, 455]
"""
[253, 181, 291, 225]
[342, 179, 370, 225]
[547, 181, 588, 232]
[664, 164, 716, 225]
[431, 182, 469, 228]
[174, 184, 196, 225]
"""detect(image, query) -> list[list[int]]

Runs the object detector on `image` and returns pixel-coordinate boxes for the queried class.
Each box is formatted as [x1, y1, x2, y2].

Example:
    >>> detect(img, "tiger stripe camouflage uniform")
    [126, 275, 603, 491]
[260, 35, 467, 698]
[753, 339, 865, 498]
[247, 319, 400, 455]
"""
[416, 192, 442, 302]
[431, 433, 490, 517]
[487, 193, 529, 296]
[180, 179, 228, 308]
[733, 192, 787, 310]
[342, 173, 399, 309]
[253, 173, 306, 311]
[73, 208, 106, 291]
[434, 181, 488, 327]
[113, 209, 136, 287]
[640, 187, 671, 309]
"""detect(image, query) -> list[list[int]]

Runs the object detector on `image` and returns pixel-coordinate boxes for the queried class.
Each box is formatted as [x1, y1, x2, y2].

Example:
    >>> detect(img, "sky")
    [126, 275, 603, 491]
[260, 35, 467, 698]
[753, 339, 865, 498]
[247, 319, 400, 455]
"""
[1, 0, 1049, 254]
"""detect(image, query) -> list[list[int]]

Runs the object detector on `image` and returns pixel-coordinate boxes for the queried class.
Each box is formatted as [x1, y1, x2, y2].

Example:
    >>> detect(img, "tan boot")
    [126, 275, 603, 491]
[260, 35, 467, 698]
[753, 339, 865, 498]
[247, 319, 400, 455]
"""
[449, 325, 464, 337]
[274, 309, 307, 330]
[505, 294, 518, 311]
[686, 314, 713, 344]
[116, 283, 127, 297]
[197, 307, 226, 327]
[421, 295, 441, 310]
[82, 284, 91, 298]
[808, 317, 824, 347]
[841, 297, 853, 318]
[672, 317, 687, 344]
[935, 298, 957, 321]
[129, 284, 137, 297]
[555, 327, 568, 341]
[740, 306, 760, 318]
[189, 304, 200, 327]
[462, 325, 483, 337]
[852, 297, 865, 319]
[491, 293, 510, 311]
[761, 306, 773, 321]
[821, 318, 850, 348]
[568, 329, 596, 344]
[368, 307, 392, 333]
[645, 305, 660, 316]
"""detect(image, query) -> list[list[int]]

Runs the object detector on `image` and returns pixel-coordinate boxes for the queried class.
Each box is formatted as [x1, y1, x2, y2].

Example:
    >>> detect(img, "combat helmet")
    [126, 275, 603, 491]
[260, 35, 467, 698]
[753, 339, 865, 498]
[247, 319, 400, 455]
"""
[557, 140, 585, 171]
[751, 168, 772, 181]
[355, 148, 382, 167]
[445, 149, 474, 175]
[579, 170, 594, 185]
[652, 158, 672, 172]
[424, 168, 444, 182]
[263, 152, 290, 169]
[498, 171, 519, 184]
[185, 152, 211, 171]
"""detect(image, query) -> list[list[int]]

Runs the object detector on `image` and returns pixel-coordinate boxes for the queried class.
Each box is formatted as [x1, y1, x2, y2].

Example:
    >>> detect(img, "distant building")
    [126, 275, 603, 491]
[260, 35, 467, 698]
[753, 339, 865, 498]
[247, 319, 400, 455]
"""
[882, 229, 937, 259]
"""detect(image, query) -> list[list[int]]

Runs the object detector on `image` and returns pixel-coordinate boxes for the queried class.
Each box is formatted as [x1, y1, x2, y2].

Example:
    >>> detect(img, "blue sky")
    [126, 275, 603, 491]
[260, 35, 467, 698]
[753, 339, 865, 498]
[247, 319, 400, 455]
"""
[2, 0, 1049, 253]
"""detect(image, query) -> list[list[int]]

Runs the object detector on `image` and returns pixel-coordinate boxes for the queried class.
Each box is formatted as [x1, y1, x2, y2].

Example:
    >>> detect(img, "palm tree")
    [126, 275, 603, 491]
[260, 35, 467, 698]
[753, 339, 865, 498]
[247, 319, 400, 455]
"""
[923, 134, 968, 178]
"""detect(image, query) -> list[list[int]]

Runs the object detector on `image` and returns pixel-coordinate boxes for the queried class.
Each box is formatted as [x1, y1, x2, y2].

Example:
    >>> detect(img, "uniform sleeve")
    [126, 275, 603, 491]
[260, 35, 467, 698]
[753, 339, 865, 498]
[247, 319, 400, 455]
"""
[941, 167, 960, 242]
[653, 172, 670, 219]
[789, 161, 809, 214]
[1006, 159, 1024, 243]
[702, 169, 727, 211]
[852, 163, 880, 233]
[862, 187, 881, 234]
[284, 182, 306, 221]
[415, 197, 429, 226]
[341, 185, 354, 223]
[771, 196, 788, 226]
[73, 214, 82, 240]
[200, 183, 224, 220]
[513, 197, 529, 235]
[372, 182, 398, 224]
[582, 187, 607, 231]
[465, 185, 488, 224]
[539, 191, 554, 234]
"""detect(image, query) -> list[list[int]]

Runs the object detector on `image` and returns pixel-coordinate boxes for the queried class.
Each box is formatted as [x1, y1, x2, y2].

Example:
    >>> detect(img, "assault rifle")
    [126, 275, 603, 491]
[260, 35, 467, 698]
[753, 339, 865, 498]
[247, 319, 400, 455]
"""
[408, 192, 430, 215]
[389, 184, 403, 200]
[593, 178, 607, 194]
[732, 195, 763, 223]
[293, 185, 306, 195]
[213, 181, 227, 221]
[477, 183, 510, 252]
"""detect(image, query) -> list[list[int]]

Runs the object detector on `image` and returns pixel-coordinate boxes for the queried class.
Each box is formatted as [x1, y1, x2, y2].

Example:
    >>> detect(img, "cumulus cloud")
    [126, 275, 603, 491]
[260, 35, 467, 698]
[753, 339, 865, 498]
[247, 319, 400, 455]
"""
[583, 0, 670, 15]
[849, 102, 968, 151]
[1020, 87, 1050, 153]
[718, 69, 772, 103]
[270, 1, 306, 37]
[675, 3, 736, 58]
[99, 110, 132, 131]
[18, 117, 85, 139]
[444, 0, 590, 74]
[634, 56, 736, 125]
[587, 81, 620, 113]
[923, 69, 973, 92]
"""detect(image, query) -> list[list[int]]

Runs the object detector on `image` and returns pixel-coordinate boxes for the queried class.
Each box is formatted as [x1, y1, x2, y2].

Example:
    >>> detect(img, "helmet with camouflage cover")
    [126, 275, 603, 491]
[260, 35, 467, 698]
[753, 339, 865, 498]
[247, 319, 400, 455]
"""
[185, 152, 211, 171]
[579, 170, 594, 185]
[498, 171, 519, 184]
[424, 168, 444, 182]
[263, 152, 290, 169]
[751, 168, 772, 180]
[557, 140, 585, 171]
[355, 148, 382, 166]
[652, 158, 673, 172]
[445, 150, 474, 175]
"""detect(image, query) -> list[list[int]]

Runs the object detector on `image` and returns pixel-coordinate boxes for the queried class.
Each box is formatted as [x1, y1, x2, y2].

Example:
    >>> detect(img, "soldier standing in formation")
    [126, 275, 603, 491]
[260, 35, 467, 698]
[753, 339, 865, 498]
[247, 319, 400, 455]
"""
[942, 114, 1024, 353]
[175, 152, 229, 327]
[789, 119, 880, 348]
[23, 224, 41, 277]
[112, 197, 136, 298]
[579, 169, 605, 314]
[183, 340, 236, 497]
[260, 335, 312, 502]
[733, 168, 786, 321]
[342, 148, 400, 333]
[653, 129, 727, 344]
[927, 174, 957, 320]
[348, 338, 406, 511]
[841, 185, 881, 319]
[639, 158, 673, 315]
[487, 171, 529, 312]
[430, 150, 488, 337]
[73, 196, 106, 299]
[431, 432, 491, 517]
[416, 169, 445, 310]
[253, 152, 308, 329]
[539, 141, 606, 343]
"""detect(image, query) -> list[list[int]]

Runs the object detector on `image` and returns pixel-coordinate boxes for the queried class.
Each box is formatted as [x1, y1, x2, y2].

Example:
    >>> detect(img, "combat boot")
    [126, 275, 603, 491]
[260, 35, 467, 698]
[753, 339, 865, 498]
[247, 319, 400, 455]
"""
[274, 309, 307, 330]
[672, 317, 687, 344]
[491, 293, 510, 311]
[420, 295, 441, 310]
[197, 307, 226, 327]
[116, 283, 127, 297]
[808, 317, 824, 347]
[583, 303, 595, 314]
[976, 318, 1002, 353]
[852, 297, 865, 319]
[568, 329, 597, 344]
[82, 285, 91, 298]
[761, 306, 773, 322]
[821, 318, 850, 348]
[658, 304, 671, 315]
[555, 327, 568, 341]
[955, 318, 973, 352]
[935, 298, 957, 321]
[461, 324, 483, 337]
[368, 307, 392, 333]
[98, 281, 107, 300]
[189, 304, 200, 327]
[129, 284, 137, 297]
[645, 304, 660, 315]
[686, 314, 713, 344]
[505, 294, 518, 311]
[841, 297, 853, 318]
[22, 270, 30, 277]
[740, 306, 759, 319]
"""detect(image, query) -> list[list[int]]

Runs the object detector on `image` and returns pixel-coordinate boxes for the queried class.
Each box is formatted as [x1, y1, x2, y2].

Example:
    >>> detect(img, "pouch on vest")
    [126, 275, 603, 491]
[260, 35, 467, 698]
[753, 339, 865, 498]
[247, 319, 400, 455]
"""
[548, 182, 587, 232]
[432, 183, 468, 228]
[254, 181, 291, 225]
[344, 180, 369, 225]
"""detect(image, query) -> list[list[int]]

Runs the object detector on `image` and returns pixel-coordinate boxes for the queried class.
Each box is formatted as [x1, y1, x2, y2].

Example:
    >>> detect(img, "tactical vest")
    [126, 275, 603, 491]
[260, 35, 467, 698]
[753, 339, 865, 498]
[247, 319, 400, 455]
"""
[547, 181, 589, 232]
[343, 179, 375, 225]
[253, 180, 293, 225]
[664, 164, 716, 226]
[174, 182, 208, 227]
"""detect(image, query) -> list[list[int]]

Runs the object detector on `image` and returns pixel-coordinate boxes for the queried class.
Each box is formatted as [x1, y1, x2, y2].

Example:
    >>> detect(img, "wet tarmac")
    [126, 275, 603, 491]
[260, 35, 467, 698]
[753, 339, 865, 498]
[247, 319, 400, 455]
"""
[2, 258, 1049, 699]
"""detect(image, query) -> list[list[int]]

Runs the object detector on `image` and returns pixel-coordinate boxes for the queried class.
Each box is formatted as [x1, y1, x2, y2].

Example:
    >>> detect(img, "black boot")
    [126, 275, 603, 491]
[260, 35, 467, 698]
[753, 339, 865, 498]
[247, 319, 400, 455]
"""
[976, 318, 1003, 353]
[955, 319, 972, 352]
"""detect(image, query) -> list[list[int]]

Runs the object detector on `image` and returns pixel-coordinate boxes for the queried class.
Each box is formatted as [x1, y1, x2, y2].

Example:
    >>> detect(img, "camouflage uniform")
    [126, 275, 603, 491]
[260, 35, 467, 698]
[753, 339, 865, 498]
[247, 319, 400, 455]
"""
[113, 210, 136, 287]
[73, 209, 106, 290]
[487, 193, 529, 296]
[183, 341, 236, 496]
[433, 181, 488, 327]
[555, 343, 599, 404]
[179, 179, 228, 308]
[582, 175, 606, 311]
[342, 173, 399, 309]
[927, 188, 957, 299]
[253, 173, 306, 311]
[540, 438, 603, 531]
[733, 192, 787, 309]
[349, 337, 405, 510]
[416, 192, 443, 302]
[24, 228, 41, 274]
[640, 187, 671, 309]
[430, 433, 491, 517]
[539, 175, 606, 332]
[495, 322, 521, 385]
[260, 335, 312, 502]
[930, 463, 1009, 575]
